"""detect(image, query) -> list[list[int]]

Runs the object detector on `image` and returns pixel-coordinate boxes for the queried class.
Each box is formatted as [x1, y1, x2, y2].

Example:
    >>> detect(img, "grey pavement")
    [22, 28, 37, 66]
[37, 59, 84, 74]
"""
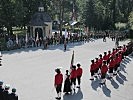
[0, 38, 133, 100]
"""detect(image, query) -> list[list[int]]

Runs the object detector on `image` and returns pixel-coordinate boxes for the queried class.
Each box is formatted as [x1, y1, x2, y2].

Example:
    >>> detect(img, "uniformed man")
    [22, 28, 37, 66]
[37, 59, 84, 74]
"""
[54, 68, 63, 99]
[9, 88, 18, 100]
[3, 84, 10, 100]
[0, 61, 2, 66]
[70, 65, 77, 92]
[100, 61, 108, 85]
[90, 60, 96, 80]
[0, 81, 4, 99]
[76, 63, 83, 88]
[108, 57, 115, 79]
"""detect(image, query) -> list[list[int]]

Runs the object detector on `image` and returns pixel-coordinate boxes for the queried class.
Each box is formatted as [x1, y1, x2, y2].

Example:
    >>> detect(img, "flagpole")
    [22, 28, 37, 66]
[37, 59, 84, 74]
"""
[70, 50, 74, 69]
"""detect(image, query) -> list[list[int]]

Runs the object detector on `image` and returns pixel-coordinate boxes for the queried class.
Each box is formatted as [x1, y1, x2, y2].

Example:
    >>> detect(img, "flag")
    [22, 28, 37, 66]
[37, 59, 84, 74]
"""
[25, 32, 28, 43]
[70, 50, 74, 69]
[16, 34, 18, 44]
[36, 33, 39, 42]
[65, 29, 67, 39]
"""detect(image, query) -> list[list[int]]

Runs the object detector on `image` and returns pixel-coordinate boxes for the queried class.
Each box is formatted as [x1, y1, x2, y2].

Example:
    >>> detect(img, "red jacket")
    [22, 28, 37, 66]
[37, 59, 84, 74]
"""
[123, 47, 127, 53]
[109, 59, 115, 68]
[114, 57, 118, 64]
[70, 69, 77, 79]
[95, 61, 100, 69]
[118, 54, 122, 63]
[98, 58, 103, 65]
[107, 53, 111, 60]
[54, 73, 63, 85]
[112, 50, 117, 57]
[77, 67, 83, 77]
[101, 65, 108, 74]
[103, 55, 108, 61]
[90, 63, 97, 72]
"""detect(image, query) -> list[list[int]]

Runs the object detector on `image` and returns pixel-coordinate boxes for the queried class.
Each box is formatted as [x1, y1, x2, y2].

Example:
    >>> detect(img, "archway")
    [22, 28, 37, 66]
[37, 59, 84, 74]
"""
[35, 28, 43, 40]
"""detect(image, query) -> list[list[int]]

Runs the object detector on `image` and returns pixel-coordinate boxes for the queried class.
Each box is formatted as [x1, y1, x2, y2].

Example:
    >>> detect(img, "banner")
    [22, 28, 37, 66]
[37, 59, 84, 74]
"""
[25, 32, 28, 43]
[65, 29, 67, 39]
[36, 33, 39, 42]
[16, 34, 18, 44]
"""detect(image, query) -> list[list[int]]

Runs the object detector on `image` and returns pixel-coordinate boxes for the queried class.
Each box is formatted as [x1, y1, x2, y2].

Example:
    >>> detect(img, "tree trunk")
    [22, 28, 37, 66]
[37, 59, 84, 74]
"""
[59, 0, 62, 36]
[112, 0, 116, 29]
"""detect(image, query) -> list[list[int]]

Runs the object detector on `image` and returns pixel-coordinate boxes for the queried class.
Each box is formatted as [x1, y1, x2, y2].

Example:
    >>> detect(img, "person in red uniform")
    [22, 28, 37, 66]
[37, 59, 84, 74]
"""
[108, 57, 115, 79]
[100, 61, 108, 85]
[122, 44, 127, 58]
[117, 51, 122, 72]
[76, 63, 83, 88]
[98, 54, 103, 69]
[54, 68, 63, 99]
[103, 52, 108, 61]
[90, 60, 96, 80]
[107, 51, 111, 65]
[70, 65, 77, 92]
[94, 58, 100, 77]
[113, 54, 119, 75]
[112, 48, 117, 58]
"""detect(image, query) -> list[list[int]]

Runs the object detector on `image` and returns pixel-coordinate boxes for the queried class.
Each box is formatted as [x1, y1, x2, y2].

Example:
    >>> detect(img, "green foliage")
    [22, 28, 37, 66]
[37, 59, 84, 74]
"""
[83, 0, 133, 30]
[0, 0, 133, 34]
[128, 11, 133, 29]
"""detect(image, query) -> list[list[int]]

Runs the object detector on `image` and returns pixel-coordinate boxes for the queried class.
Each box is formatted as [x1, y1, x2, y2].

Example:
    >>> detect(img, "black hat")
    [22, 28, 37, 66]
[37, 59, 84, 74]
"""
[108, 51, 111, 53]
[99, 54, 102, 57]
[91, 60, 94, 63]
[104, 52, 107, 54]
[0, 81, 3, 86]
[72, 65, 76, 69]
[116, 53, 118, 57]
[66, 70, 69, 73]
[77, 63, 81, 67]
[103, 60, 106, 64]
[95, 58, 98, 60]
[12, 88, 16, 92]
[55, 68, 60, 73]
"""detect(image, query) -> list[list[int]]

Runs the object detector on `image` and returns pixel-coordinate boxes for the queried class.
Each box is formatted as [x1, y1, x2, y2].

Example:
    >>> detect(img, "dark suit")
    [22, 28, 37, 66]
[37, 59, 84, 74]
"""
[9, 93, 18, 100]
[0, 87, 4, 100]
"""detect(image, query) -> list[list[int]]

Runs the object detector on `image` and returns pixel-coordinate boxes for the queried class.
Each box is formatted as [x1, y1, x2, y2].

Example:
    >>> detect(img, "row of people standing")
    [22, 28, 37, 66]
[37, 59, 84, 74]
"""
[0, 52, 2, 66]
[0, 81, 18, 100]
[90, 44, 128, 85]
[54, 63, 83, 99]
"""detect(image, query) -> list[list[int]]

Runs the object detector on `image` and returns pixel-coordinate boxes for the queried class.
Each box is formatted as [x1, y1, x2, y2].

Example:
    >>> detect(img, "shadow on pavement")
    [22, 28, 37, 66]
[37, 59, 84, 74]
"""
[120, 63, 127, 73]
[116, 75, 124, 85]
[63, 89, 83, 100]
[91, 78, 101, 91]
[102, 85, 111, 97]
[110, 79, 119, 89]
[118, 72, 127, 81]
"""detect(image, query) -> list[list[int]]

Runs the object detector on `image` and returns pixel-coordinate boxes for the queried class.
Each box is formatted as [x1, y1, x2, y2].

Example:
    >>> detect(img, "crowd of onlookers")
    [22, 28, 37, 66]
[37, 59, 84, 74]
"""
[0, 52, 2, 66]
[0, 30, 129, 51]
[0, 80, 18, 100]
[89, 40, 133, 84]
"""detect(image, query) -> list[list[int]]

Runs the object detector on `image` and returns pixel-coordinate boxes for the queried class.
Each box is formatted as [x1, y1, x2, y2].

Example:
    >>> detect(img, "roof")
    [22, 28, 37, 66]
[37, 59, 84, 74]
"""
[29, 12, 52, 26]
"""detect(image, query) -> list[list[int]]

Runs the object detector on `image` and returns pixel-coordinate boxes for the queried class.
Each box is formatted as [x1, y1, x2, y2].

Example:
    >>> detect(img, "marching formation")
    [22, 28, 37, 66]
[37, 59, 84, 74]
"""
[54, 40, 133, 99]
[0, 81, 18, 100]
[89, 42, 133, 85]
